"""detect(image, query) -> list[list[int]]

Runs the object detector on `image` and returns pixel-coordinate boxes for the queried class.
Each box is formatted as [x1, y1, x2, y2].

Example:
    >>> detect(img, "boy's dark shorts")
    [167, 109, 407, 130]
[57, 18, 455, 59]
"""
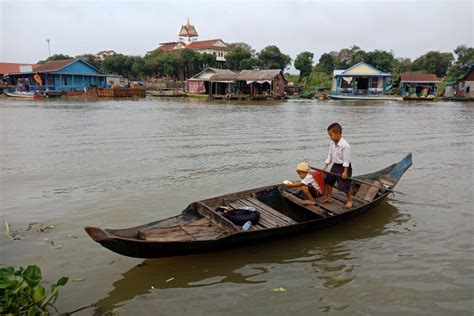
[298, 185, 320, 200]
[325, 163, 352, 193]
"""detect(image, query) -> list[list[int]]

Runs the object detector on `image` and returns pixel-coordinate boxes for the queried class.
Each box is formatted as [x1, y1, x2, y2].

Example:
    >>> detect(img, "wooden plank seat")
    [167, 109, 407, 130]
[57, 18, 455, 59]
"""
[280, 191, 332, 217]
[228, 197, 297, 230]
[354, 180, 382, 202]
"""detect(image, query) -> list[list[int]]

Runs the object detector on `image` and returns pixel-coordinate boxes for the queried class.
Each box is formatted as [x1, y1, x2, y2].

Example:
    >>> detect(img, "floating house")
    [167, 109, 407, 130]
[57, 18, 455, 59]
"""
[2, 59, 106, 92]
[0, 62, 35, 90]
[330, 62, 402, 101]
[207, 69, 286, 100]
[185, 67, 236, 95]
[185, 68, 286, 100]
[454, 64, 474, 99]
[399, 72, 439, 100]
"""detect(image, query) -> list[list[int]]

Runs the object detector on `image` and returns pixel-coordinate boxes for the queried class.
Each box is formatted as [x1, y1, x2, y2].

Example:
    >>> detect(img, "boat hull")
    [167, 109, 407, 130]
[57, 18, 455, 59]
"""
[85, 154, 412, 258]
[85, 196, 386, 258]
[3, 91, 42, 99]
[329, 94, 403, 101]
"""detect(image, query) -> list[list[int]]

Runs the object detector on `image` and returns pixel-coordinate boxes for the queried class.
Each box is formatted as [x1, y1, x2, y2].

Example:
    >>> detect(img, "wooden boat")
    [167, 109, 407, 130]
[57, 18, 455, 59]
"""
[3, 90, 43, 99]
[85, 154, 412, 258]
[329, 94, 403, 101]
[148, 89, 186, 97]
[403, 96, 435, 101]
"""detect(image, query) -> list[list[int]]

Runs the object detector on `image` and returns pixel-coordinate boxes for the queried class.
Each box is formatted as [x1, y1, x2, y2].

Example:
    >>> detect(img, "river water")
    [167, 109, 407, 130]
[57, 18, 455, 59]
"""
[0, 97, 472, 315]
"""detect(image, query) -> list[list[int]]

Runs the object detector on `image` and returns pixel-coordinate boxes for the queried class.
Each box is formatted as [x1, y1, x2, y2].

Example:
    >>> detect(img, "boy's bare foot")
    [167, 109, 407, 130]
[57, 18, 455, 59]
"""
[302, 200, 316, 205]
[345, 201, 353, 208]
[322, 197, 332, 203]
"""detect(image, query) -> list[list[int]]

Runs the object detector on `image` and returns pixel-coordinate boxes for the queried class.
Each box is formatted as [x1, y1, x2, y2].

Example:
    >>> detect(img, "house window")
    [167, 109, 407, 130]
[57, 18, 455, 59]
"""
[63, 76, 68, 86]
[467, 86, 471, 93]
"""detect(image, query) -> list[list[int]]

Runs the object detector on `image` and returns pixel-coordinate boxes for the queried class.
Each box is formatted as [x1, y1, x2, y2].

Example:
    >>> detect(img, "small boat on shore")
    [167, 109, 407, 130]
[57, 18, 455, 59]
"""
[329, 94, 403, 101]
[3, 90, 43, 99]
[85, 154, 412, 259]
[402, 95, 435, 101]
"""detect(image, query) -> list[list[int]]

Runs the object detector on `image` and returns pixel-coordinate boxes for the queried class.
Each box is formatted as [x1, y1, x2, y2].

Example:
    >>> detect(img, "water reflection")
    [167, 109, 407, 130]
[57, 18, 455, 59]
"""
[94, 201, 408, 314]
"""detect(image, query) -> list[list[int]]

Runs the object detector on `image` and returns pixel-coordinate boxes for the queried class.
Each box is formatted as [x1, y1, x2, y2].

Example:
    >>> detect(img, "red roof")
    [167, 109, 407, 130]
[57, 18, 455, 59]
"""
[400, 72, 439, 82]
[153, 42, 179, 52]
[149, 39, 229, 54]
[187, 39, 229, 50]
[0, 62, 35, 75]
[33, 59, 75, 72]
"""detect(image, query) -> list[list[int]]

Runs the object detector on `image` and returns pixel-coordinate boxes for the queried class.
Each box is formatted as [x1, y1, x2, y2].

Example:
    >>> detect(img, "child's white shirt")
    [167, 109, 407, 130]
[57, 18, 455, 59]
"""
[301, 173, 320, 191]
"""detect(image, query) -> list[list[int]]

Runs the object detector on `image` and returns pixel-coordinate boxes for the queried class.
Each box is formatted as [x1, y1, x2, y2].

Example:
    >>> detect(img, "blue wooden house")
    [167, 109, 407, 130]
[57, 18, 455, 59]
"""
[5, 59, 106, 92]
[330, 62, 402, 101]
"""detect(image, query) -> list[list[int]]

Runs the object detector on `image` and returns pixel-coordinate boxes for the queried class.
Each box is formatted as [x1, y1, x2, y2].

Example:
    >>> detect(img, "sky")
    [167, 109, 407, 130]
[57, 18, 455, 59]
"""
[1, 0, 473, 69]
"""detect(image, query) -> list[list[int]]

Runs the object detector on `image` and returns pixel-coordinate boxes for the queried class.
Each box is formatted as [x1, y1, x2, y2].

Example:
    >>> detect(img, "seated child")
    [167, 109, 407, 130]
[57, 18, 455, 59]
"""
[283, 162, 321, 205]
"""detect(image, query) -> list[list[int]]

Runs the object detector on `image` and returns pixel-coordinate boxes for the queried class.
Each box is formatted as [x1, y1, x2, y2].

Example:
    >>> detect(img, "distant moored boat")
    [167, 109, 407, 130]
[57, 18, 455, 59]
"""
[3, 90, 43, 99]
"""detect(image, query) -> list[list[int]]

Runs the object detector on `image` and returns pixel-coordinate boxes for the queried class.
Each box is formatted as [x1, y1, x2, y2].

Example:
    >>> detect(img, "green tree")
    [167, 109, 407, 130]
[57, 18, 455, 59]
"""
[37, 54, 73, 64]
[364, 50, 395, 72]
[258, 45, 291, 70]
[315, 53, 336, 74]
[102, 54, 142, 79]
[412, 51, 454, 77]
[240, 57, 261, 70]
[75, 53, 102, 70]
[446, 45, 474, 80]
[397, 57, 413, 73]
[336, 48, 352, 68]
[225, 46, 252, 70]
[294, 51, 314, 79]
[453, 45, 474, 69]
[350, 45, 367, 64]
[131, 57, 145, 80]
[180, 48, 200, 79]
[198, 53, 218, 70]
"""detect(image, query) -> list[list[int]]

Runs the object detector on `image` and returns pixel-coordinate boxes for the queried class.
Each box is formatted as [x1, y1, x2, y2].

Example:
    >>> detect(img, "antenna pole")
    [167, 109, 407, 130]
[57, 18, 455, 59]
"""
[46, 38, 51, 57]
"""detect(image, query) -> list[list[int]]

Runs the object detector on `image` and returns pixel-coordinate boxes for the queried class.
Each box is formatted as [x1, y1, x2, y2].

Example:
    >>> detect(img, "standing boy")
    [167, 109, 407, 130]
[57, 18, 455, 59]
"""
[322, 123, 353, 208]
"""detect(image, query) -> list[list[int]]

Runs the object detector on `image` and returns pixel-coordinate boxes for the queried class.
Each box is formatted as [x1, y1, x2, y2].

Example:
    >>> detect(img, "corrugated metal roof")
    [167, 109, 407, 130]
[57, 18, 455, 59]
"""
[209, 69, 282, 82]
[0, 62, 35, 75]
[188, 68, 236, 81]
[210, 69, 281, 81]
[236, 69, 282, 81]
[400, 72, 439, 83]
[209, 73, 239, 81]
[33, 59, 76, 72]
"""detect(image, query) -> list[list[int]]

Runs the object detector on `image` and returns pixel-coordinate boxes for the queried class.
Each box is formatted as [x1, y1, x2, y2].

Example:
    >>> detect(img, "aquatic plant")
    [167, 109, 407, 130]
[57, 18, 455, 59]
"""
[0, 265, 68, 315]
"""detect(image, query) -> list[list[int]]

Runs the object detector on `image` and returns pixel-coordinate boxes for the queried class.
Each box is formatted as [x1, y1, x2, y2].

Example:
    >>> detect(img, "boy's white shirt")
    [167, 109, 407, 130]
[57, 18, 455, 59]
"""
[301, 173, 320, 191]
[325, 136, 351, 167]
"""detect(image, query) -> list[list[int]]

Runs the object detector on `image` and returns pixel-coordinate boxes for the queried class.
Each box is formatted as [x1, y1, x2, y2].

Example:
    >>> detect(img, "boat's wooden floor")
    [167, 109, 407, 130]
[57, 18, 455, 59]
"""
[139, 217, 227, 242]
[228, 197, 297, 230]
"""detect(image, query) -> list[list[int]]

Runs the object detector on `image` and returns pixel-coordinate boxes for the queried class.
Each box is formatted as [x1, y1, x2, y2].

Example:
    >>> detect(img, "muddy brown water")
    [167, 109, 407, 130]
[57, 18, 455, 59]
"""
[0, 97, 472, 315]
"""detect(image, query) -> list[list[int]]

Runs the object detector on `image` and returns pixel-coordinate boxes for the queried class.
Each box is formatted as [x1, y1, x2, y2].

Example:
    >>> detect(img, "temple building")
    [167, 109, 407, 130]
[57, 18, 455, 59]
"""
[148, 19, 230, 64]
